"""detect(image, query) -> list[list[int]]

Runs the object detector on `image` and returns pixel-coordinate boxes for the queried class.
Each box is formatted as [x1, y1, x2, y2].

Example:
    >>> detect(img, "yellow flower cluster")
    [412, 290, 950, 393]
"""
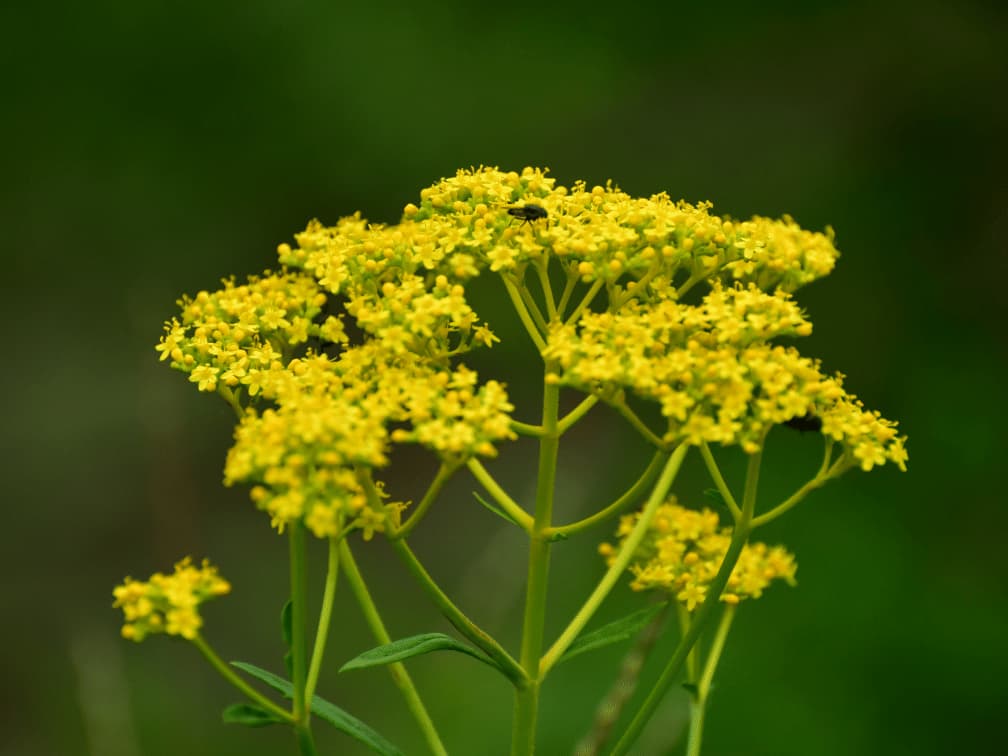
[112, 558, 230, 641]
[278, 216, 492, 358]
[542, 283, 907, 468]
[155, 166, 906, 543]
[600, 502, 797, 610]
[223, 345, 515, 539]
[276, 167, 837, 360]
[389, 167, 837, 294]
[155, 272, 337, 397]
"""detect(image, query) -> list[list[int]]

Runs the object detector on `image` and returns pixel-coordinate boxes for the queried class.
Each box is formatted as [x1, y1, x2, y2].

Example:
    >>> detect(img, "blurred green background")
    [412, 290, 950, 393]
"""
[3, 1, 1006, 754]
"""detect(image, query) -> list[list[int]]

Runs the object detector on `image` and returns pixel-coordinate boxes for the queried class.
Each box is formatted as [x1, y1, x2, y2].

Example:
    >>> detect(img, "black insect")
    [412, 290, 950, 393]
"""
[783, 412, 823, 433]
[507, 204, 548, 227]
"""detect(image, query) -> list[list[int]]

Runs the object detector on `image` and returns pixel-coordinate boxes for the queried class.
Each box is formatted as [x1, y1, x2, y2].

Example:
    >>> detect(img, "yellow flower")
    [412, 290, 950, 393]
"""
[603, 501, 797, 611]
[112, 558, 230, 642]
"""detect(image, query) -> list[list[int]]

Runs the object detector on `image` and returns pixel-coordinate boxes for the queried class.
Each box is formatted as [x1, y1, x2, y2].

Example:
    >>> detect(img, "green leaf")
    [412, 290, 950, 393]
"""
[281, 600, 293, 647]
[340, 632, 499, 673]
[557, 603, 668, 666]
[682, 682, 699, 697]
[231, 661, 402, 756]
[309, 696, 402, 755]
[472, 491, 520, 527]
[222, 702, 285, 728]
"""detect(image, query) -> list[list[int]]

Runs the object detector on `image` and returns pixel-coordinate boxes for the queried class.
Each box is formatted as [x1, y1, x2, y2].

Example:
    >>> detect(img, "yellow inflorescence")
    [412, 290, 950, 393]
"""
[541, 284, 907, 467]
[222, 346, 515, 538]
[155, 166, 906, 543]
[155, 272, 332, 396]
[112, 558, 230, 642]
[600, 501, 797, 610]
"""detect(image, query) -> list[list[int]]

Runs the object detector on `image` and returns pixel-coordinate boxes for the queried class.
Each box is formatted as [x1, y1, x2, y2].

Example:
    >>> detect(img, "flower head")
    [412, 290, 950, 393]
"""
[112, 558, 230, 642]
[156, 272, 330, 398]
[157, 166, 905, 542]
[600, 501, 797, 610]
[223, 345, 516, 539]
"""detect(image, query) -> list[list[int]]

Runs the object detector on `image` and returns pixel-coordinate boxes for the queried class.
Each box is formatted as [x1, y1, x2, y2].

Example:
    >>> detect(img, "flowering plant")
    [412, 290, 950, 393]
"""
[116, 167, 906, 755]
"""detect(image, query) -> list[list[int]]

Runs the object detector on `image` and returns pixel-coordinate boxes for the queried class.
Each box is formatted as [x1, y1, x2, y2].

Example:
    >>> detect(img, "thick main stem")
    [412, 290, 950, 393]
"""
[511, 379, 561, 755]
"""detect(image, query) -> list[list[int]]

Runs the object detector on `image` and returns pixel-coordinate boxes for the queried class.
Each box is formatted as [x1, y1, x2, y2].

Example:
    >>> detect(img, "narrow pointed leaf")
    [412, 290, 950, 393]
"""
[280, 600, 293, 648]
[557, 603, 668, 665]
[230, 661, 402, 756]
[222, 702, 285, 728]
[340, 632, 498, 673]
[472, 491, 520, 526]
[309, 695, 403, 755]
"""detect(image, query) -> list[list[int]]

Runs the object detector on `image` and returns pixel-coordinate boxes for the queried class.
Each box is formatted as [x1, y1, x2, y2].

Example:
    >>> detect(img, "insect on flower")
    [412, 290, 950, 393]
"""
[507, 203, 548, 227]
[783, 412, 823, 433]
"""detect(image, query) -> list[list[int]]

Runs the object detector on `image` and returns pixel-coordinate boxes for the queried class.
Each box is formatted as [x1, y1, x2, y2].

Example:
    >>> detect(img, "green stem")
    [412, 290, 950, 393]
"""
[518, 276, 550, 334]
[545, 451, 668, 540]
[466, 458, 535, 531]
[741, 445, 762, 519]
[288, 523, 310, 723]
[610, 397, 666, 449]
[677, 603, 698, 684]
[675, 253, 724, 299]
[555, 268, 579, 319]
[613, 264, 660, 309]
[539, 444, 689, 675]
[750, 446, 849, 529]
[391, 462, 459, 540]
[339, 541, 448, 756]
[502, 274, 548, 351]
[685, 605, 736, 756]
[511, 419, 547, 437]
[294, 726, 318, 756]
[698, 605, 734, 698]
[565, 278, 604, 325]
[190, 634, 293, 723]
[819, 438, 835, 474]
[608, 451, 761, 755]
[390, 539, 527, 685]
[218, 385, 244, 419]
[305, 536, 339, 703]
[511, 379, 561, 755]
[699, 442, 741, 520]
[533, 258, 558, 321]
[288, 522, 317, 756]
[556, 394, 599, 435]
[573, 601, 671, 756]
[675, 270, 708, 299]
[750, 474, 825, 528]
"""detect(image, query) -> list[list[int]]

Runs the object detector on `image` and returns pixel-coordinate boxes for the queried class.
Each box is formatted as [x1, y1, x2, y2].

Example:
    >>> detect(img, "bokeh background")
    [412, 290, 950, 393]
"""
[3, 1, 1006, 754]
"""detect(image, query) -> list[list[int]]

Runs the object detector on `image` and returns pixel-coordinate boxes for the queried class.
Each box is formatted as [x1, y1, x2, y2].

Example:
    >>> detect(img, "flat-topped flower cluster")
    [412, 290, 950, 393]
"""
[152, 166, 906, 547]
[600, 501, 798, 611]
